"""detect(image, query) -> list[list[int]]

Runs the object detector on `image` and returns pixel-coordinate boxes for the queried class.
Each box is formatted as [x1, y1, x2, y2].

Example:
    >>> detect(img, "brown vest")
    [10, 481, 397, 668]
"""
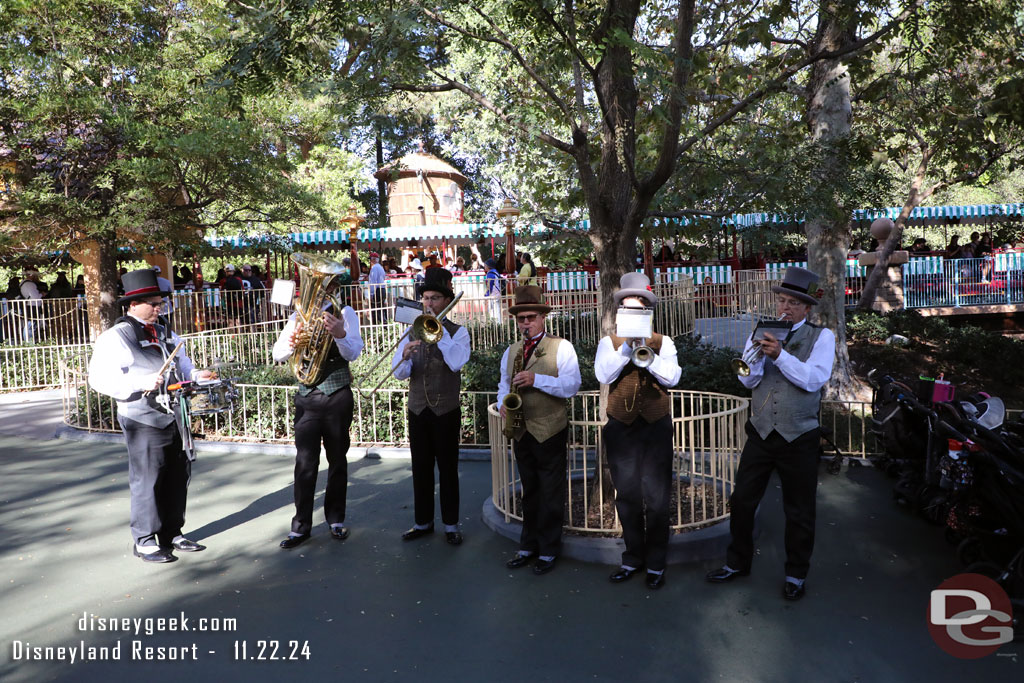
[407, 319, 462, 416]
[606, 333, 671, 425]
[506, 334, 569, 442]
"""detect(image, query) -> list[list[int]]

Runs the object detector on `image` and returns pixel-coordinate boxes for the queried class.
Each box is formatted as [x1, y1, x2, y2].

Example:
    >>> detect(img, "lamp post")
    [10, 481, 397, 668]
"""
[340, 205, 366, 280]
[496, 198, 520, 279]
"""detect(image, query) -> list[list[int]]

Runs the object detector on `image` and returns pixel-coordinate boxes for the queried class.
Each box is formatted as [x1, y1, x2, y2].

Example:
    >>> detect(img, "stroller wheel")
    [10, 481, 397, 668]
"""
[1012, 600, 1024, 642]
[957, 538, 985, 567]
[964, 561, 1004, 581]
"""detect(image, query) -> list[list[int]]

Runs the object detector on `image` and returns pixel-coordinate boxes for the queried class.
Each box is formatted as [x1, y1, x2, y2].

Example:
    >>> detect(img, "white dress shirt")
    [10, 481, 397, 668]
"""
[368, 263, 387, 292]
[391, 324, 472, 378]
[272, 304, 363, 363]
[594, 335, 682, 388]
[737, 319, 835, 393]
[88, 315, 199, 400]
[496, 334, 582, 405]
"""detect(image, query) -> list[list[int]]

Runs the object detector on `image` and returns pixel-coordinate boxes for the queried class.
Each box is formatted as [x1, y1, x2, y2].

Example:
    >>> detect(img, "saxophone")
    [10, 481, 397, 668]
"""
[290, 252, 347, 385]
[502, 342, 526, 438]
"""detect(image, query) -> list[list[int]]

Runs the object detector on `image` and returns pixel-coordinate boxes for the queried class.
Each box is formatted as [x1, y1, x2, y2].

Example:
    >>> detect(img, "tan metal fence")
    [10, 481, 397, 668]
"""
[487, 391, 749, 535]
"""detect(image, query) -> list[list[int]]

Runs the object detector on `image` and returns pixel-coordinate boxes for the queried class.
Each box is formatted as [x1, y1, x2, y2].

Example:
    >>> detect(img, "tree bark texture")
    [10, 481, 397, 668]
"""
[804, 1, 859, 400]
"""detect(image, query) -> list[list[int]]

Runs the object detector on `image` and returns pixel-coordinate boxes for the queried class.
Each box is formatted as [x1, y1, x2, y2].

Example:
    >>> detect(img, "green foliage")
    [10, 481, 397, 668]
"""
[883, 309, 952, 341]
[845, 311, 890, 342]
[943, 324, 1024, 385]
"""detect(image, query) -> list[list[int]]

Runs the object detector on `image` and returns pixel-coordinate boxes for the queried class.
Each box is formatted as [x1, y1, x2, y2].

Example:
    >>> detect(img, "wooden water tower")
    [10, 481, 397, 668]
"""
[374, 150, 467, 228]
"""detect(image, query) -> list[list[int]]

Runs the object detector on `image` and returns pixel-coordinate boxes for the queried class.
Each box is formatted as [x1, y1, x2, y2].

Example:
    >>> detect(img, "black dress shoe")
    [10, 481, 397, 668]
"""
[646, 572, 666, 590]
[330, 526, 350, 540]
[171, 538, 206, 552]
[401, 525, 434, 541]
[279, 534, 310, 549]
[445, 531, 463, 546]
[133, 546, 177, 563]
[783, 581, 806, 601]
[532, 558, 557, 575]
[705, 566, 750, 583]
[609, 566, 644, 583]
[506, 554, 535, 569]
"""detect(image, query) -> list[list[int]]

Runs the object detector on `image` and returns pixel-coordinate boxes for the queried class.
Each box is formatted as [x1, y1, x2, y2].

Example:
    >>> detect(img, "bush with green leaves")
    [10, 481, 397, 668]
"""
[845, 311, 889, 342]
[673, 334, 751, 397]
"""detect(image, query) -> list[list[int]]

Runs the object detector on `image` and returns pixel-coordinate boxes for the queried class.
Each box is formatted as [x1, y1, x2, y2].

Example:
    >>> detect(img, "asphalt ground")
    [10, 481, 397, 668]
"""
[0, 392, 1020, 682]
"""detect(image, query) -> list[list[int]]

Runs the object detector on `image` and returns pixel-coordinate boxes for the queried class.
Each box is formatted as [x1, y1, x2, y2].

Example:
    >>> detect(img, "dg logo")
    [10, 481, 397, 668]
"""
[928, 573, 1014, 658]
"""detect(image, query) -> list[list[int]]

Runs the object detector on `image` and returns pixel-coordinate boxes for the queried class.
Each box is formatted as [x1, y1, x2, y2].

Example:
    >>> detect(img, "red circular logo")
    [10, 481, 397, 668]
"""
[927, 573, 1013, 658]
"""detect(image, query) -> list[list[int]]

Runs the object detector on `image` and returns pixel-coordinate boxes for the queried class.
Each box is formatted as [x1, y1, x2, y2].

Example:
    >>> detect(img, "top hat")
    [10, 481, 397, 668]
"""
[771, 266, 822, 306]
[508, 285, 551, 316]
[613, 272, 657, 307]
[118, 269, 171, 306]
[418, 267, 455, 300]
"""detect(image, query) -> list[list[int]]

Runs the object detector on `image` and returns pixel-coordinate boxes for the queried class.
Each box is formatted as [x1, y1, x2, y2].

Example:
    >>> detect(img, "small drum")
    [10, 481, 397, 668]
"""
[183, 378, 238, 416]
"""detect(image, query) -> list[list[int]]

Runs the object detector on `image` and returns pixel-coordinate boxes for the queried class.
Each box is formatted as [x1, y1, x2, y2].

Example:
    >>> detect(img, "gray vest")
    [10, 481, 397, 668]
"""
[407, 319, 462, 416]
[112, 322, 183, 429]
[749, 323, 825, 442]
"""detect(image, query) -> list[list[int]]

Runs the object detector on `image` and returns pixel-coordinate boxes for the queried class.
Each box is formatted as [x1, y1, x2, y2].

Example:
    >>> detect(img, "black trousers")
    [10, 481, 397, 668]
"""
[514, 428, 568, 557]
[604, 415, 674, 571]
[119, 416, 191, 547]
[726, 421, 820, 579]
[408, 407, 461, 526]
[291, 387, 354, 535]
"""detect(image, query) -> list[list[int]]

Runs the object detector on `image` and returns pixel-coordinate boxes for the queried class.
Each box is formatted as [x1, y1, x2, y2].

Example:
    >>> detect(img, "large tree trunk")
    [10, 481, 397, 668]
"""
[70, 234, 120, 339]
[804, 1, 861, 400]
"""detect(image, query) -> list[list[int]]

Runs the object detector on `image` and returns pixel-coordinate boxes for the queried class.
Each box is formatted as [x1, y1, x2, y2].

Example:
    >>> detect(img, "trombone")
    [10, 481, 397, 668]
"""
[356, 291, 464, 397]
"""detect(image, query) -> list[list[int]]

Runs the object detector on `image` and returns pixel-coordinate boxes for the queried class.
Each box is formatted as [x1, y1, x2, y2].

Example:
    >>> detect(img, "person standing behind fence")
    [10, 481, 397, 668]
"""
[484, 258, 503, 320]
[221, 264, 244, 327]
[242, 265, 265, 323]
[368, 253, 387, 324]
[87, 268, 213, 563]
[596, 273, 681, 590]
[19, 268, 43, 342]
[497, 286, 581, 576]
[391, 268, 471, 546]
[151, 265, 174, 314]
[272, 279, 363, 550]
[517, 252, 537, 286]
[706, 266, 835, 601]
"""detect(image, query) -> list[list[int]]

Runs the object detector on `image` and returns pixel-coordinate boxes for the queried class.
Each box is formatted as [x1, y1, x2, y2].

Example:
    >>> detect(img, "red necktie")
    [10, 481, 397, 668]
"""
[144, 324, 158, 342]
[523, 334, 543, 361]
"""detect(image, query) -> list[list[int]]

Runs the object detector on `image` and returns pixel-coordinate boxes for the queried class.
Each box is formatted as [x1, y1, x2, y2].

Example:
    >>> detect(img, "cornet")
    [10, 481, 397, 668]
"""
[629, 340, 655, 368]
[731, 315, 790, 377]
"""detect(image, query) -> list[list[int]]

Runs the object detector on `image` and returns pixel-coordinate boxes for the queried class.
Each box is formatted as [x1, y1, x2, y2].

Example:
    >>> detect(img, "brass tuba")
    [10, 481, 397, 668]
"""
[290, 252, 347, 385]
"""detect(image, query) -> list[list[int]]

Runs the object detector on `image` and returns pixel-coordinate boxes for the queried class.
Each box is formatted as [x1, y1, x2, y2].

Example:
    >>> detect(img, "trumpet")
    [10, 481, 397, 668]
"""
[731, 315, 787, 377]
[356, 292, 463, 397]
[629, 340, 655, 368]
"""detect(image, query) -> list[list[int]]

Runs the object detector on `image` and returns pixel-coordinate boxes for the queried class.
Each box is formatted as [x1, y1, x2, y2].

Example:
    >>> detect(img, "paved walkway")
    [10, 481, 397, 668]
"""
[0, 393, 1020, 681]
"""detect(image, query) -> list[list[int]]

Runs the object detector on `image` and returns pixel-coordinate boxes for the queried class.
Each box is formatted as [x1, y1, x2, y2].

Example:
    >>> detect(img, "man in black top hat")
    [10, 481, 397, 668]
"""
[88, 269, 213, 563]
[391, 268, 471, 545]
[706, 267, 835, 600]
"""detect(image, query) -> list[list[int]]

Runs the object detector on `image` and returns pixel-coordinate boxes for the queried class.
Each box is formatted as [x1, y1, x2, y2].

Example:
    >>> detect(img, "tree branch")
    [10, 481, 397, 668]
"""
[391, 75, 574, 154]
[677, 0, 926, 158]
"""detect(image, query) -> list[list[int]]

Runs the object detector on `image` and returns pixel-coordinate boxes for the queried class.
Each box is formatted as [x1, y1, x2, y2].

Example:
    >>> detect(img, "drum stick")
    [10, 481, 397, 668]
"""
[145, 342, 184, 396]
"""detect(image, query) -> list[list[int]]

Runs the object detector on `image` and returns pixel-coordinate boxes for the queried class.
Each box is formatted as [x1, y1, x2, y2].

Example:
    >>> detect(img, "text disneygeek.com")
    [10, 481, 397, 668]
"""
[9, 612, 311, 663]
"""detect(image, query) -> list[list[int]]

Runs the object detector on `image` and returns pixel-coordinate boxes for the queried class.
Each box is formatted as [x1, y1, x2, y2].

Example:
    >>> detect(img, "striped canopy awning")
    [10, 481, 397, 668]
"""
[203, 202, 1024, 250]
[204, 221, 560, 250]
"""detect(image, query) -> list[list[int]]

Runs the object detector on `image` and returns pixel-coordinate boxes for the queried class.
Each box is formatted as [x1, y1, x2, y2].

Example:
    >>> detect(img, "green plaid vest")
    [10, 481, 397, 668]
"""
[297, 342, 352, 396]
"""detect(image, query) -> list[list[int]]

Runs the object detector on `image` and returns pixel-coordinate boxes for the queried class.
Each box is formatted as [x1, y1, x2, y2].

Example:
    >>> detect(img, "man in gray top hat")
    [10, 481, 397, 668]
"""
[595, 272, 681, 590]
[706, 266, 835, 601]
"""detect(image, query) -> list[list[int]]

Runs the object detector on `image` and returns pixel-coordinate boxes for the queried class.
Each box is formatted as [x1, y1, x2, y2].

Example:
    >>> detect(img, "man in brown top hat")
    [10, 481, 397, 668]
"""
[497, 285, 581, 575]
[595, 272, 681, 590]
[391, 268, 471, 545]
